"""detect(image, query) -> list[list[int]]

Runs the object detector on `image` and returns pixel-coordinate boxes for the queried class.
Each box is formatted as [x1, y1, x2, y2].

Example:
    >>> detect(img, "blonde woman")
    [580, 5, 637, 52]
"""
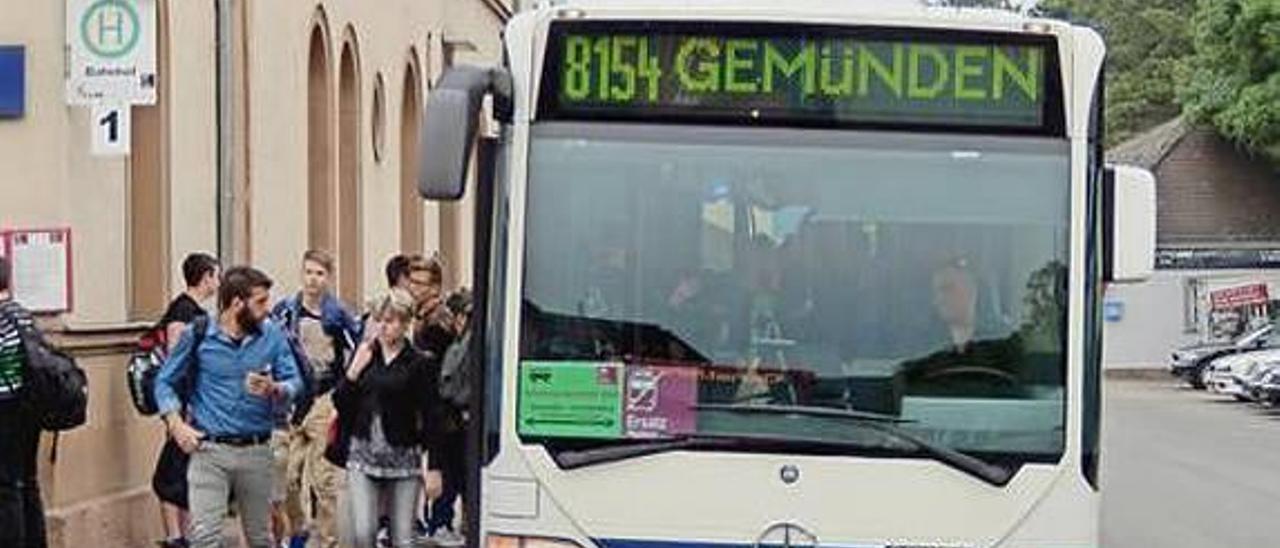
[333, 289, 443, 548]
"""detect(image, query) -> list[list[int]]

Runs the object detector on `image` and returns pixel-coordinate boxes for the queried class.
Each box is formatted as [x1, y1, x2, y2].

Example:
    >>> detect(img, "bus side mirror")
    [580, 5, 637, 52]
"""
[418, 65, 512, 201]
[1104, 164, 1156, 283]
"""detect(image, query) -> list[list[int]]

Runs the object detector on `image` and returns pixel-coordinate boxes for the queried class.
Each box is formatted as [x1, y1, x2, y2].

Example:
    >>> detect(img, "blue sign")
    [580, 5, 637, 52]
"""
[1104, 300, 1125, 323]
[0, 46, 24, 119]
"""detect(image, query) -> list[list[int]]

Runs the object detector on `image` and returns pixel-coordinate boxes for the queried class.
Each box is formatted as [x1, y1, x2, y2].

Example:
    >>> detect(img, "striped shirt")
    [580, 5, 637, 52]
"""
[0, 299, 34, 401]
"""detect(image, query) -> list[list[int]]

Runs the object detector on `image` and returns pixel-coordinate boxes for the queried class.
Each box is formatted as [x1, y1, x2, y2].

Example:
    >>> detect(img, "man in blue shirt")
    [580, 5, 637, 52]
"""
[155, 266, 303, 548]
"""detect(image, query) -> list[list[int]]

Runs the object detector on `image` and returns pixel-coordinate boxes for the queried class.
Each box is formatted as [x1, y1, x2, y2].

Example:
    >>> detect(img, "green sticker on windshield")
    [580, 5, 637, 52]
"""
[519, 361, 623, 439]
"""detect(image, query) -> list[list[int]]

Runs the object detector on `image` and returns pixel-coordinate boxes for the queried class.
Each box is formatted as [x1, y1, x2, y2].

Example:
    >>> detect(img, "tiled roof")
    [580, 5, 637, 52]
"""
[1107, 117, 1191, 170]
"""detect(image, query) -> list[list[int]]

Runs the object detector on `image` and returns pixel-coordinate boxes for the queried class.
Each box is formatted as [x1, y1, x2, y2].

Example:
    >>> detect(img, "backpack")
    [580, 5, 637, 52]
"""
[281, 328, 317, 426]
[439, 329, 472, 409]
[269, 305, 318, 426]
[126, 324, 169, 416]
[323, 410, 350, 468]
[127, 315, 208, 415]
[4, 307, 89, 432]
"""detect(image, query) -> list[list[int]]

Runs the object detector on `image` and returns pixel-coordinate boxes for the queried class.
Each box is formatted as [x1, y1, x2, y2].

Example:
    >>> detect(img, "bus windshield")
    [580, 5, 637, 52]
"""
[519, 122, 1070, 468]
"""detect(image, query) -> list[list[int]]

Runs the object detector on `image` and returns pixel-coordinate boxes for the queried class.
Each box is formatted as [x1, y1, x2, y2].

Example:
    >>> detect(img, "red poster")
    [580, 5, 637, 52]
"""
[1210, 283, 1269, 310]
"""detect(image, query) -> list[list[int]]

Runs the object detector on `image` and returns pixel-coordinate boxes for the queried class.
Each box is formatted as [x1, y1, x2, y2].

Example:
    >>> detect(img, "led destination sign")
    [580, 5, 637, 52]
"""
[541, 23, 1063, 132]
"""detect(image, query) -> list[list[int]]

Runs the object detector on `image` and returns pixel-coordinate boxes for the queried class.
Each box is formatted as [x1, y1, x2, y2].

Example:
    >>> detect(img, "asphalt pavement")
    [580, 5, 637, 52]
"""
[1101, 377, 1280, 548]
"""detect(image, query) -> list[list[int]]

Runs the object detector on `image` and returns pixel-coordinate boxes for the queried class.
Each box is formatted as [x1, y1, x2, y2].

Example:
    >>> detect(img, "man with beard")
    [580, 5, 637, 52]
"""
[155, 266, 304, 548]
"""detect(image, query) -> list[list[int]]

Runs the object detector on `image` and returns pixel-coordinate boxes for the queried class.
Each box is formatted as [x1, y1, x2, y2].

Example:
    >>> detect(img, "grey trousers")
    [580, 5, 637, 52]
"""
[346, 469, 421, 548]
[187, 442, 274, 548]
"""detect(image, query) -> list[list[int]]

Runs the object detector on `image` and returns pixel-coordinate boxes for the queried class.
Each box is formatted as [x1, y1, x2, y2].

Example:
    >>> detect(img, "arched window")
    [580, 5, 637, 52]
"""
[307, 13, 335, 254]
[400, 49, 424, 254]
[337, 29, 364, 303]
[129, 0, 171, 319]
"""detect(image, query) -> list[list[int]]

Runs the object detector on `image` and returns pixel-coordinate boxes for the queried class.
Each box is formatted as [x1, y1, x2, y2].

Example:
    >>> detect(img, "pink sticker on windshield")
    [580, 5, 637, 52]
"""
[624, 365, 698, 439]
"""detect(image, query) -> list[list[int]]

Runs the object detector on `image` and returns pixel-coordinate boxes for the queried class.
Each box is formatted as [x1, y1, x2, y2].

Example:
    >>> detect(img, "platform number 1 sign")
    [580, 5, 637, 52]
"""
[92, 103, 130, 156]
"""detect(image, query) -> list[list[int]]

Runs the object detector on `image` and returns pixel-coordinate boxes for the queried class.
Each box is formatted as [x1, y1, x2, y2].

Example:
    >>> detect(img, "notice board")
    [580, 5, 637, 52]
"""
[1, 228, 73, 313]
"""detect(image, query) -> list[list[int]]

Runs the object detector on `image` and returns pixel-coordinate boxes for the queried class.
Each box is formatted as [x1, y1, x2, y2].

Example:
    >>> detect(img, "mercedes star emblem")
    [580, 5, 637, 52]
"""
[755, 522, 820, 548]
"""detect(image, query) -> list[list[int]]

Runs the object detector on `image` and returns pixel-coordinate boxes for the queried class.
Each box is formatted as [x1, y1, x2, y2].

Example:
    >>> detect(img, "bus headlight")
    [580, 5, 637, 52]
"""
[487, 534, 584, 548]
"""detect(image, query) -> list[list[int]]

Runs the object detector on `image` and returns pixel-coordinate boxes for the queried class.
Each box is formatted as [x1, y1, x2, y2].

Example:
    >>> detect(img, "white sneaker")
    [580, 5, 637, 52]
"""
[430, 528, 465, 548]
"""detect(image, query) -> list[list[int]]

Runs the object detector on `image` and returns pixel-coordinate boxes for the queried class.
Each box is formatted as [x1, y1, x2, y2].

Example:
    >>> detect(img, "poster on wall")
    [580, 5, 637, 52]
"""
[1207, 282, 1271, 341]
[2, 229, 73, 313]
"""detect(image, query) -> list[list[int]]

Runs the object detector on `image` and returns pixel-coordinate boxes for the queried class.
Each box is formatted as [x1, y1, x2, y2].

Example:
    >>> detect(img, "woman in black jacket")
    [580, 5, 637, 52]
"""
[334, 289, 442, 548]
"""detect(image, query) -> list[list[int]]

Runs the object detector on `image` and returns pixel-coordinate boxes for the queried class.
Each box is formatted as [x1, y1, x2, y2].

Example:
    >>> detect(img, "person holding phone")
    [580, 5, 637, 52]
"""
[154, 266, 303, 548]
[334, 289, 444, 548]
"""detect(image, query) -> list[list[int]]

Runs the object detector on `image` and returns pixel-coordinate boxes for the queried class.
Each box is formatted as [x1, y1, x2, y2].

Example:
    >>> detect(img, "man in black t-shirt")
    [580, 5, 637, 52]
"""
[152, 253, 220, 548]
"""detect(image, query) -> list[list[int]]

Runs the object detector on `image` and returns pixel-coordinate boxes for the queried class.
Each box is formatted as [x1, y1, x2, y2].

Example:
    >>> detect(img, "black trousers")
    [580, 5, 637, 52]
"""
[152, 437, 191, 509]
[0, 479, 46, 548]
[425, 428, 466, 532]
[0, 404, 46, 548]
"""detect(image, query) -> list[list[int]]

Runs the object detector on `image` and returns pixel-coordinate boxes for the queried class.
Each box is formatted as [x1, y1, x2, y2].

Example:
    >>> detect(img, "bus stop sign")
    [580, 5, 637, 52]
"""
[66, 0, 157, 105]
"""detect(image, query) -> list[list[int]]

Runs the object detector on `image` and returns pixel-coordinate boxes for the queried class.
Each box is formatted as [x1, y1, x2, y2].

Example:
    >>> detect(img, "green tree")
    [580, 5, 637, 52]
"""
[1179, 0, 1280, 158]
[1038, 0, 1197, 145]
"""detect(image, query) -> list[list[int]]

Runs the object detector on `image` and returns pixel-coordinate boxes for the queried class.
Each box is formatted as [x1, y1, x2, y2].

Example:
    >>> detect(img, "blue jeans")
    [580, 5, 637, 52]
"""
[348, 469, 420, 548]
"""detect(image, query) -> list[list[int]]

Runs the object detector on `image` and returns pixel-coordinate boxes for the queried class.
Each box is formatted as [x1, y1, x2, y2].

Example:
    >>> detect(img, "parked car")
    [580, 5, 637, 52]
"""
[1207, 332, 1280, 399]
[1170, 324, 1273, 389]
[1257, 368, 1280, 406]
[1241, 362, 1280, 403]
[1210, 361, 1260, 400]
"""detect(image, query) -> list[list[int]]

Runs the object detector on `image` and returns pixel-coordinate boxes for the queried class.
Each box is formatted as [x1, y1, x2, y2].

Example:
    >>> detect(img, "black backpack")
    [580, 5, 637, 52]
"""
[269, 305, 319, 425]
[280, 326, 317, 426]
[439, 329, 472, 409]
[5, 307, 89, 432]
[127, 315, 208, 415]
[127, 324, 169, 415]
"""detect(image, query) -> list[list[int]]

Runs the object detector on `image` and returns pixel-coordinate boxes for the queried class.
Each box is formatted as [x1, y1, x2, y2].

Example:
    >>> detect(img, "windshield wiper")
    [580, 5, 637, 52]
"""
[553, 433, 885, 469]
[552, 405, 1013, 485]
[554, 437, 745, 469]
[698, 403, 1015, 486]
[693, 402, 911, 423]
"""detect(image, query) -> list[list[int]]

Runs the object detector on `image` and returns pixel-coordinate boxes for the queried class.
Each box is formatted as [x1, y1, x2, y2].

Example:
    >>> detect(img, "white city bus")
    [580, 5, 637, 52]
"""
[419, 1, 1155, 547]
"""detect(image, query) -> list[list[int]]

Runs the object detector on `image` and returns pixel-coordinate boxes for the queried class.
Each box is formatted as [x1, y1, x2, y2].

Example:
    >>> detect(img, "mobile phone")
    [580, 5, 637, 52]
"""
[363, 319, 382, 342]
